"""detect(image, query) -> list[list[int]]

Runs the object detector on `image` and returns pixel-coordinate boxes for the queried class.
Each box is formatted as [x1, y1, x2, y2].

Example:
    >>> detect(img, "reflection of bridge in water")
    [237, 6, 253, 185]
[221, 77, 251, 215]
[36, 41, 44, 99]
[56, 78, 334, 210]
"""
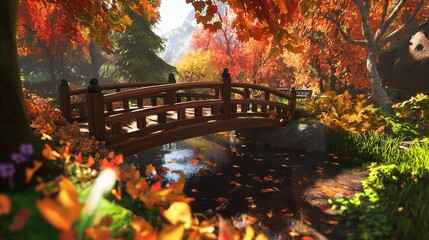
[58, 69, 297, 156]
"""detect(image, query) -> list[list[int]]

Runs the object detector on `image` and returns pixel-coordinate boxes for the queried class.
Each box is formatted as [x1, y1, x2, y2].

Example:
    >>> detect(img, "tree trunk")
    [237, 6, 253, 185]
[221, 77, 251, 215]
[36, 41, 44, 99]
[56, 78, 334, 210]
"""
[0, 0, 44, 190]
[367, 51, 391, 106]
[88, 41, 100, 79]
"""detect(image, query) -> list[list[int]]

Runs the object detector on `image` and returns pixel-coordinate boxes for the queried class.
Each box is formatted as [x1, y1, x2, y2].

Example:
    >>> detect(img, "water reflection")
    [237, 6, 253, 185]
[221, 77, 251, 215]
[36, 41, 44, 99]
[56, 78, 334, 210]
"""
[126, 131, 361, 239]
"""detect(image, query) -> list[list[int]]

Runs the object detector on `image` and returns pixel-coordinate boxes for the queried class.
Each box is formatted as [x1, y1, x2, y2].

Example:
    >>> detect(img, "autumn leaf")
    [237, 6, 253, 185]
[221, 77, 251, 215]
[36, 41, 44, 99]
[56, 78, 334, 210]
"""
[163, 202, 192, 228]
[9, 209, 31, 231]
[159, 223, 185, 240]
[0, 194, 12, 215]
[36, 178, 83, 231]
[85, 156, 95, 167]
[218, 214, 235, 240]
[42, 144, 60, 161]
[25, 160, 42, 183]
[146, 164, 156, 175]
[216, 197, 229, 203]
[261, 188, 275, 193]
[132, 216, 157, 240]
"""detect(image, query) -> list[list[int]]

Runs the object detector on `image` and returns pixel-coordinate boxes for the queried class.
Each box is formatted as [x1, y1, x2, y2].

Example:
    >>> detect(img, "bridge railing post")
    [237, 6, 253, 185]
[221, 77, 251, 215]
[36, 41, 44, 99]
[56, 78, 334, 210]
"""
[221, 68, 231, 120]
[167, 73, 176, 105]
[58, 79, 72, 122]
[86, 78, 105, 141]
[289, 87, 297, 118]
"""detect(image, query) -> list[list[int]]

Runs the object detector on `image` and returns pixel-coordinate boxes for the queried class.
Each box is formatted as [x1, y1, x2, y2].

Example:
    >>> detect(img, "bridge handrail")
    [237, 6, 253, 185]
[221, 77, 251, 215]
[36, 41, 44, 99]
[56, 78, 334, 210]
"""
[58, 74, 177, 122]
[68, 82, 165, 95]
[231, 82, 295, 100]
[103, 81, 223, 103]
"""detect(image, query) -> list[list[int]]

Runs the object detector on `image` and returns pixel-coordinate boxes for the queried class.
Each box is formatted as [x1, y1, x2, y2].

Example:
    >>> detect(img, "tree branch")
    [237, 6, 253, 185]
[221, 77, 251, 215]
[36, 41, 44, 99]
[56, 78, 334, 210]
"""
[376, 0, 389, 33]
[375, 0, 405, 41]
[380, 0, 424, 46]
[315, 10, 366, 47]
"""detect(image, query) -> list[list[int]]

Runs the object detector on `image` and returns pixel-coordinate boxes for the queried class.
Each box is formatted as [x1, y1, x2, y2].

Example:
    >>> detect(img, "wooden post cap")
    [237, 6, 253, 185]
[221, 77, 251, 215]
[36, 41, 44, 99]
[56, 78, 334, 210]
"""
[168, 73, 176, 83]
[222, 68, 230, 78]
[88, 78, 101, 93]
[60, 79, 68, 87]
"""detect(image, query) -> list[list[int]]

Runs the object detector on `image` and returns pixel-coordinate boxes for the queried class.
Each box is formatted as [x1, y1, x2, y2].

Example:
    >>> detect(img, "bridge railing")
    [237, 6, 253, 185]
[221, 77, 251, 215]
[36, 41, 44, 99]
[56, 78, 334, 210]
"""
[81, 68, 296, 144]
[58, 75, 176, 123]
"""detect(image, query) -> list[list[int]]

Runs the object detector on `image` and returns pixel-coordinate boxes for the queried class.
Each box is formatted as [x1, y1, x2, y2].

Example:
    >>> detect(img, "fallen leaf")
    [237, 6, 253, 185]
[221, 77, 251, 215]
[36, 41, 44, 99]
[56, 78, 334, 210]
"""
[146, 164, 156, 175]
[216, 197, 229, 203]
[235, 173, 242, 177]
[232, 165, 240, 168]
[301, 236, 314, 240]
[191, 159, 199, 166]
[261, 188, 275, 193]
[252, 176, 263, 183]
[264, 175, 273, 181]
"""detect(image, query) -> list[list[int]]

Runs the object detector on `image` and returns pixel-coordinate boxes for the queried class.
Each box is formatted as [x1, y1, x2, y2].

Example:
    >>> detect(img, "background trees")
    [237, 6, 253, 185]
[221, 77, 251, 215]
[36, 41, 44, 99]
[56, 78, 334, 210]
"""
[101, 11, 175, 83]
[189, 0, 429, 105]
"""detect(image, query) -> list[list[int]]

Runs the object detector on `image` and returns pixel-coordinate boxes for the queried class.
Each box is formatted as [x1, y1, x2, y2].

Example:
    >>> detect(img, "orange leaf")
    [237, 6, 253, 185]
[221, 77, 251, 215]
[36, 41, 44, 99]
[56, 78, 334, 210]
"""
[218, 214, 235, 240]
[0, 194, 12, 215]
[42, 144, 60, 161]
[26, 160, 43, 183]
[85, 156, 95, 167]
[9, 209, 31, 231]
[261, 188, 275, 193]
[146, 164, 156, 175]
[150, 181, 162, 193]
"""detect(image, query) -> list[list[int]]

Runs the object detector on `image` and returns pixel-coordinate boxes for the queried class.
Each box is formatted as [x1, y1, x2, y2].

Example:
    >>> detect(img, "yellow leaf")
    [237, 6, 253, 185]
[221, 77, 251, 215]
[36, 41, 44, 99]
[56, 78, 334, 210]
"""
[159, 223, 185, 240]
[242, 226, 255, 240]
[163, 202, 192, 228]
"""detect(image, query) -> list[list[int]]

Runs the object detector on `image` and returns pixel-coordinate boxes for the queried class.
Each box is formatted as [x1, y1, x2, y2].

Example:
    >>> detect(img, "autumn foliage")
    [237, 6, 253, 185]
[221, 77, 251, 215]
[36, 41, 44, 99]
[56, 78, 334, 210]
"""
[306, 91, 383, 133]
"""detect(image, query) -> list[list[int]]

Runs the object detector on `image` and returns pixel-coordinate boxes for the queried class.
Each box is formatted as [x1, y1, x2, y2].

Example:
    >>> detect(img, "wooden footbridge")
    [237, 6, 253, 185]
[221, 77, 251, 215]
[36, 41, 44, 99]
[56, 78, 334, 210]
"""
[58, 69, 297, 156]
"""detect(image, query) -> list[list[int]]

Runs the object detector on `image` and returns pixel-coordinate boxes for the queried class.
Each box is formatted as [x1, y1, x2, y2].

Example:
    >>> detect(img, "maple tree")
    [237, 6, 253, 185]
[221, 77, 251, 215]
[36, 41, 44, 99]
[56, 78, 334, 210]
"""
[189, 0, 429, 105]
[189, 6, 292, 87]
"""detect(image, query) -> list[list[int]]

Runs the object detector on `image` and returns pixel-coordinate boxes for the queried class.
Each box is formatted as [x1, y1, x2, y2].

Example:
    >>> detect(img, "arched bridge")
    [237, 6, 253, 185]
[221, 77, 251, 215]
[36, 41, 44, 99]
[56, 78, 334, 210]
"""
[58, 69, 297, 156]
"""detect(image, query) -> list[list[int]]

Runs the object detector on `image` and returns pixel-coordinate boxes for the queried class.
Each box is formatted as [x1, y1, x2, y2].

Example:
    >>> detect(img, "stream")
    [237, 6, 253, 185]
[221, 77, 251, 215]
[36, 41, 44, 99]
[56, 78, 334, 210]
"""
[125, 131, 365, 239]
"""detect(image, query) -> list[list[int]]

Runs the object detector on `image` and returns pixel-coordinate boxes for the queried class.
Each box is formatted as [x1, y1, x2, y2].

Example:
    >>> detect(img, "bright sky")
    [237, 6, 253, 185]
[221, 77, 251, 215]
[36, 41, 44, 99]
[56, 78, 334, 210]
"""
[156, 0, 194, 34]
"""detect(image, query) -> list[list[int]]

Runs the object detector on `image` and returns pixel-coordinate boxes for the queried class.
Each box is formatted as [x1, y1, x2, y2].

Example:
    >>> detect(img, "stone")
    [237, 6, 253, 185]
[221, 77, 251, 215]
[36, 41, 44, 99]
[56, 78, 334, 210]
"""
[294, 108, 309, 119]
[238, 121, 328, 152]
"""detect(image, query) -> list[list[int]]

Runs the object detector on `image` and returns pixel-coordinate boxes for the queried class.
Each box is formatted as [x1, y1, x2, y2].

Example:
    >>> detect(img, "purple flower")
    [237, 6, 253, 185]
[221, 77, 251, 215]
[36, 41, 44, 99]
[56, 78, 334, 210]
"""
[20, 143, 34, 157]
[11, 153, 26, 164]
[0, 163, 15, 179]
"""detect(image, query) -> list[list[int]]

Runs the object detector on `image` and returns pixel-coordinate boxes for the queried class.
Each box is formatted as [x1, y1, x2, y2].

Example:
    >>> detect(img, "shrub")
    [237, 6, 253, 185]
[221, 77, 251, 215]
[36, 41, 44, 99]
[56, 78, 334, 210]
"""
[382, 93, 429, 139]
[306, 91, 383, 133]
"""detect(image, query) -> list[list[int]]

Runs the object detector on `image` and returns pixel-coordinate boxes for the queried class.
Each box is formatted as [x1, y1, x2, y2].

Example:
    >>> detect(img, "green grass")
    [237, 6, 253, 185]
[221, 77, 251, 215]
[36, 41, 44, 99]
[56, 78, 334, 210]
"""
[329, 131, 429, 239]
